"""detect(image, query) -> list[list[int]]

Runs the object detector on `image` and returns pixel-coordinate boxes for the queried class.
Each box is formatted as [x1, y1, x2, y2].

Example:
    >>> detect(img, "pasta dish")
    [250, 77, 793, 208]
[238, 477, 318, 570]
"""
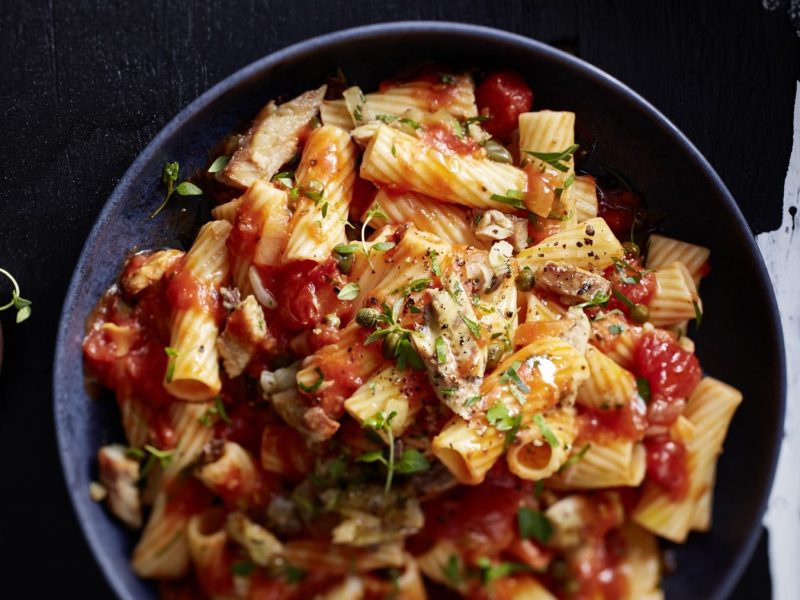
[83, 67, 742, 599]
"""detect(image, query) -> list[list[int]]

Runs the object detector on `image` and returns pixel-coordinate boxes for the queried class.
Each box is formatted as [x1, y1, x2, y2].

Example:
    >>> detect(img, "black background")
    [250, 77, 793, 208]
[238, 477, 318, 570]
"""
[0, 0, 797, 596]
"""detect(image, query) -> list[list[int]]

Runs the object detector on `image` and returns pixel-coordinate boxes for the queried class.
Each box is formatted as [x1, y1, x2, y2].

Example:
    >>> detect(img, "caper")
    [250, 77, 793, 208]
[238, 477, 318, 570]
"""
[486, 342, 504, 370]
[324, 314, 341, 328]
[485, 139, 514, 164]
[355, 308, 380, 328]
[383, 331, 402, 358]
[622, 241, 641, 260]
[335, 251, 354, 274]
[630, 303, 650, 323]
[515, 267, 535, 292]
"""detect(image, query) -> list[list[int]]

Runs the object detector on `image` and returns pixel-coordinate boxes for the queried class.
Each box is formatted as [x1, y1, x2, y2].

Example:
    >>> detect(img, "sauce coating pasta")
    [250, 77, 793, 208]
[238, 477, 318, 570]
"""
[84, 67, 740, 599]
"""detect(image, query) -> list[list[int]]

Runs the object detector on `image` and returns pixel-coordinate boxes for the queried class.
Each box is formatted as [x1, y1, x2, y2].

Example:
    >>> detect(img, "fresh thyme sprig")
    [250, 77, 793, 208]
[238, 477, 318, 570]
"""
[150, 161, 203, 219]
[0, 268, 32, 323]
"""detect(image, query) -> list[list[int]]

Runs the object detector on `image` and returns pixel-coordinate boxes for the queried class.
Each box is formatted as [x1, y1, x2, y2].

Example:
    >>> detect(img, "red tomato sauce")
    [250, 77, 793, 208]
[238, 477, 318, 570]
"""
[166, 263, 222, 318]
[412, 463, 531, 560]
[577, 396, 648, 443]
[378, 69, 464, 111]
[228, 197, 267, 266]
[419, 124, 480, 157]
[83, 287, 177, 447]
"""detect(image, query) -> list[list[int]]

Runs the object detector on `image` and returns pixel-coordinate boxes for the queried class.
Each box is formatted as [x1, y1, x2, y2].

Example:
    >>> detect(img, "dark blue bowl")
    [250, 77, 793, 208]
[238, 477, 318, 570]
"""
[53, 22, 785, 600]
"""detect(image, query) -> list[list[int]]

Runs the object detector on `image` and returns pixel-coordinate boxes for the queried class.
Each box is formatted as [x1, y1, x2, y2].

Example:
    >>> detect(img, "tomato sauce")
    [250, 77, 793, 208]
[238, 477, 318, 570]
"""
[83, 285, 178, 447]
[413, 463, 531, 560]
[379, 69, 464, 112]
[577, 396, 648, 443]
[260, 424, 315, 481]
[419, 124, 481, 157]
[166, 264, 221, 317]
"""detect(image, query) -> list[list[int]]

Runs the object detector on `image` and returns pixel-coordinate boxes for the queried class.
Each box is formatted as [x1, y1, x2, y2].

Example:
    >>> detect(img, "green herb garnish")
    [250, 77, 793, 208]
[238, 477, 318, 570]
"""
[461, 314, 482, 338]
[524, 144, 579, 173]
[0, 268, 32, 323]
[297, 367, 325, 393]
[207, 155, 231, 173]
[559, 443, 591, 472]
[150, 161, 203, 218]
[358, 411, 429, 493]
[693, 300, 703, 328]
[490, 188, 526, 209]
[500, 360, 530, 394]
[517, 507, 553, 543]
[636, 377, 651, 403]
[362, 301, 424, 371]
[533, 413, 559, 448]
[337, 282, 360, 300]
[435, 336, 447, 364]
[198, 396, 232, 427]
[164, 347, 178, 382]
[574, 290, 611, 309]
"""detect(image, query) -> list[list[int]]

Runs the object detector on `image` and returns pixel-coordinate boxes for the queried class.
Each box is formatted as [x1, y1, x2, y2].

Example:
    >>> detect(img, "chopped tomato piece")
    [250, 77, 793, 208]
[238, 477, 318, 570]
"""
[635, 331, 701, 401]
[604, 257, 656, 312]
[476, 71, 533, 139]
[644, 435, 689, 500]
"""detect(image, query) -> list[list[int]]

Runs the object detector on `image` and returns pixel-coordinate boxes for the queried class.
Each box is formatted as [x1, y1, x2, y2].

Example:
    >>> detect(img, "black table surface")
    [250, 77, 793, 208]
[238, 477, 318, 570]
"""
[0, 0, 797, 597]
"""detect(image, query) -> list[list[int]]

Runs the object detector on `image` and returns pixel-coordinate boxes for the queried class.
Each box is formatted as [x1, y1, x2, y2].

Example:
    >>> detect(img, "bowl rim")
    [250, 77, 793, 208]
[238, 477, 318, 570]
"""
[53, 20, 786, 600]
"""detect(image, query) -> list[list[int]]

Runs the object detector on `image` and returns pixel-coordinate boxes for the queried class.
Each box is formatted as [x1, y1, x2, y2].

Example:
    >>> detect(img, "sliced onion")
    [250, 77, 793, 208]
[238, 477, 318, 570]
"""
[249, 266, 277, 309]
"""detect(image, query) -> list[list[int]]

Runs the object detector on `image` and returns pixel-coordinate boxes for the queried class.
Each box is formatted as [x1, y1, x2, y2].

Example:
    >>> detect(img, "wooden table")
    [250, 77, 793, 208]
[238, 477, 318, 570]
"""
[0, 1, 797, 596]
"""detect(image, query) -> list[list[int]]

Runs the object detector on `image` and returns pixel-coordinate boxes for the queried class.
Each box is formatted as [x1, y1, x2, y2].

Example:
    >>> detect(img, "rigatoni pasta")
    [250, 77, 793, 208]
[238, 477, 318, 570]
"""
[82, 66, 741, 599]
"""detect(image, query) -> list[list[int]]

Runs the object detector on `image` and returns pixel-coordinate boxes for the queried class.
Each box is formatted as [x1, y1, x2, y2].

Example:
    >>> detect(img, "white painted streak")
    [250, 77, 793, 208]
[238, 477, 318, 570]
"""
[760, 81, 800, 600]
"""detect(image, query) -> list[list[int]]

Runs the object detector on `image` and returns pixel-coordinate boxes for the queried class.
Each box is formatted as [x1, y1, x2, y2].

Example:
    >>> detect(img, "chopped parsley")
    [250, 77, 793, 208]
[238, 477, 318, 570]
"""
[429, 249, 443, 277]
[486, 403, 522, 449]
[461, 314, 482, 338]
[534, 413, 559, 448]
[464, 395, 482, 407]
[474, 557, 531, 585]
[517, 507, 553, 543]
[612, 257, 642, 284]
[693, 300, 703, 328]
[490, 188, 526, 209]
[435, 336, 447, 364]
[399, 117, 421, 130]
[198, 396, 232, 427]
[164, 347, 178, 382]
[231, 560, 255, 577]
[499, 360, 530, 394]
[271, 170, 295, 189]
[297, 367, 325, 393]
[608, 324, 625, 335]
[524, 144, 579, 173]
[636, 377, 651, 403]
[559, 443, 591, 472]
[442, 554, 462, 586]
[574, 290, 611, 309]
[612, 288, 635, 309]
